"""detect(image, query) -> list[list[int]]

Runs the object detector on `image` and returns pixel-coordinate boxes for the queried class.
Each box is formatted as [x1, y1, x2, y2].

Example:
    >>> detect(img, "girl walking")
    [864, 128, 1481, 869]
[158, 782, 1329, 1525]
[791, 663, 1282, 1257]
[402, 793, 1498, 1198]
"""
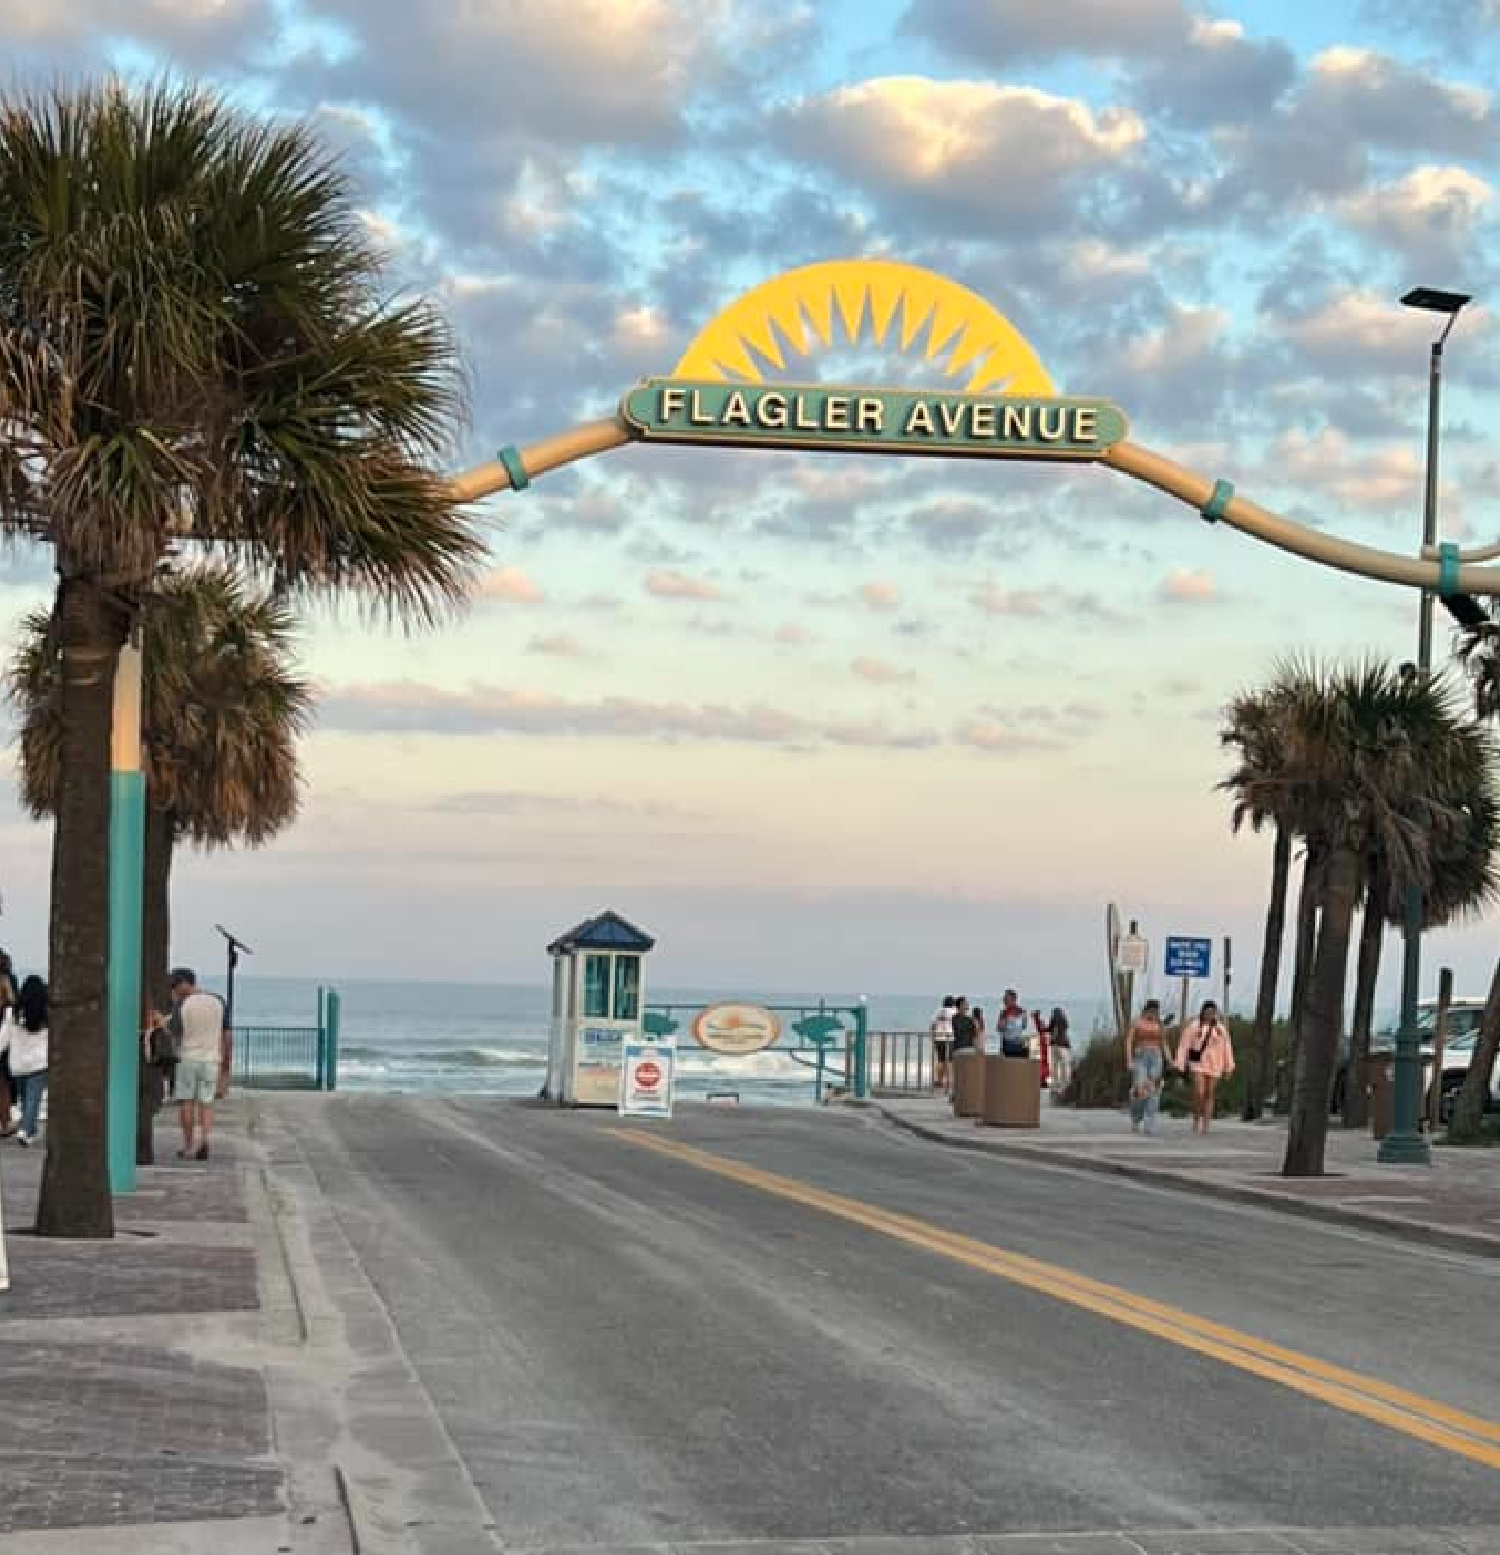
[0, 975, 49, 1146]
[1125, 999, 1169, 1135]
[1177, 1000, 1234, 1134]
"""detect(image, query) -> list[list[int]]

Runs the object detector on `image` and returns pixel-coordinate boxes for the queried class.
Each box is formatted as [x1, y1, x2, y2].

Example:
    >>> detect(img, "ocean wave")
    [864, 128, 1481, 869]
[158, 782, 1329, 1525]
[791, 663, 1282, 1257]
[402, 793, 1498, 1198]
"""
[339, 1043, 548, 1069]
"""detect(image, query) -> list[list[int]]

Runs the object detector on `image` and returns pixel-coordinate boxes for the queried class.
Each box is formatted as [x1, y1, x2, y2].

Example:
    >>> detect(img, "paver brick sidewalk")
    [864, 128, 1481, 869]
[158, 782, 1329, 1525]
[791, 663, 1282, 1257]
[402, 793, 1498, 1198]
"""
[0, 1106, 286, 1543]
[874, 1097, 1500, 1256]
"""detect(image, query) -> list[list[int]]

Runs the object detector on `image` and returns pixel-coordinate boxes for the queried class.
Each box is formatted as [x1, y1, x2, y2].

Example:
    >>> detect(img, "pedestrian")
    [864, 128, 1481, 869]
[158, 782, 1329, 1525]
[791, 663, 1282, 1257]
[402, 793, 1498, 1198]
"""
[930, 994, 957, 1095]
[0, 950, 16, 1137]
[999, 989, 1029, 1057]
[951, 996, 977, 1056]
[0, 975, 48, 1147]
[1044, 1006, 1073, 1096]
[970, 1005, 986, 1052]
[1176, 1000, 1234, 1134]
[170, 967, 232, 1162]
[1125, 998, 1169, 1135]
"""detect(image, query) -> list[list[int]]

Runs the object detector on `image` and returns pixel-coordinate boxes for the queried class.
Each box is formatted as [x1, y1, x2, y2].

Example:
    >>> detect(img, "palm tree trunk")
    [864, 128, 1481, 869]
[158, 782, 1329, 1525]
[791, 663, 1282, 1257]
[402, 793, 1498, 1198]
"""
[1277, 847, 1322, 1114]
[1341, 893, 1384, 1129]
[1244, 822, 1291, 1121]
[1284, 842, 1359, 1176]
[135, 802, 175, 1166]
[35, 574, 128, 1239]
[1449, 954, 1500, 1140]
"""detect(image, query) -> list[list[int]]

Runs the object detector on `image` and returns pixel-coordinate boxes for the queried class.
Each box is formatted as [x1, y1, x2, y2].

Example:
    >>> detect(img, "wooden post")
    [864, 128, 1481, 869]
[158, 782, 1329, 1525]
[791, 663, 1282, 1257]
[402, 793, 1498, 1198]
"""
[1179, 975, 1191, 1031]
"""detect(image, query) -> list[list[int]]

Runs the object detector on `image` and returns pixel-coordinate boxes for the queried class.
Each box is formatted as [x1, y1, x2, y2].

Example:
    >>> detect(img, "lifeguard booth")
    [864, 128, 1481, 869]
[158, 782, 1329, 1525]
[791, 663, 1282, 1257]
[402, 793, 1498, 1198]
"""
[545, 910, 656, 1106]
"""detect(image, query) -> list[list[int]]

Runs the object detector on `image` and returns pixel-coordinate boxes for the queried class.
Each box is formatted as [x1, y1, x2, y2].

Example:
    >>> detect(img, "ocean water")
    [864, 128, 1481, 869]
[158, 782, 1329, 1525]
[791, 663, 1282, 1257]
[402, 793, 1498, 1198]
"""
[225, 977, 1112, 1107]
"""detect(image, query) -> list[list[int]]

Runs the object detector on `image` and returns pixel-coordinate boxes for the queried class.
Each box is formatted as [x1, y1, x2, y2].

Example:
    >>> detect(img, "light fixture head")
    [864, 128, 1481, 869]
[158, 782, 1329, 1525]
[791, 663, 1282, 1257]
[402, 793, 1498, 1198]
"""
[1401, 287, 1472, 315]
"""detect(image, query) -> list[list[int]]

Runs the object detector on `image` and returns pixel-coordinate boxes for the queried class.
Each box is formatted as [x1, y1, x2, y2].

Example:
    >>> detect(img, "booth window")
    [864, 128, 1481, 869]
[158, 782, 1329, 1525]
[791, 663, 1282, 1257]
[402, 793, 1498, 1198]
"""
[583, 954, 611, 1018]
[613, 956, 640, 1021]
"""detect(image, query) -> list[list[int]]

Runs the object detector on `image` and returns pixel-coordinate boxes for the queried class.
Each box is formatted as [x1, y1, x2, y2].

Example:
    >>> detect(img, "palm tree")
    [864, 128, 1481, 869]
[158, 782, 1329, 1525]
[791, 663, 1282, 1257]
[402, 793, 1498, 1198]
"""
[0, 83, 481, 1236]
[9, 564, 312, 1019]
[1282, 662, 1492, 1175]
[1448, 611, 1500, 1138]
[1219, 684, 1298, 1121]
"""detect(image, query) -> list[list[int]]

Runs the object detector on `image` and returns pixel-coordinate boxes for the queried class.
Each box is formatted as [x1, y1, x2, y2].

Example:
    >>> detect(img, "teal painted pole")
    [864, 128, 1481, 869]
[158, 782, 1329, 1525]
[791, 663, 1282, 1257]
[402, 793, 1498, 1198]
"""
[853, 1003, 869, 1100]
[325, 988, 341, 1091]
[107, 640, 145, 1194]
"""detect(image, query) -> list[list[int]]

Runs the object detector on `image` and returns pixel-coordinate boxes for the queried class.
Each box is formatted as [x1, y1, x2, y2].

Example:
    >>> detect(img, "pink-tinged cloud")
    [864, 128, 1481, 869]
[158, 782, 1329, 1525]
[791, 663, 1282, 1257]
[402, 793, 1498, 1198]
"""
[317, 681, 937, 750]
[527, 633, 586, 657]
[954, 718, 1065, 754]
[645, 569, 723, 601]
[970, 583, 1049, 617]
[1158, 568, 1216, 604]
[851, 655, 913, 685]
[859, 580, 901, 610]
[479, 565, 545, 604]
[775, 622, 811, 645]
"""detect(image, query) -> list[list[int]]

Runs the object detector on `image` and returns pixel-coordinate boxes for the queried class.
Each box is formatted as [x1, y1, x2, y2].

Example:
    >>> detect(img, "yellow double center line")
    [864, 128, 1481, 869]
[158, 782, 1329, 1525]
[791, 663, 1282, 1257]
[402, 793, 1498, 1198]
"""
[615, 1131, 1500, 1470]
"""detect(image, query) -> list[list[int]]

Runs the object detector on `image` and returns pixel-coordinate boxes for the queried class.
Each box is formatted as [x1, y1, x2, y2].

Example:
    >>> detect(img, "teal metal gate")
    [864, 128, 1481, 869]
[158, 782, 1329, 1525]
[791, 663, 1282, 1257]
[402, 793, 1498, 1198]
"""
[232, 987, 342, 1090]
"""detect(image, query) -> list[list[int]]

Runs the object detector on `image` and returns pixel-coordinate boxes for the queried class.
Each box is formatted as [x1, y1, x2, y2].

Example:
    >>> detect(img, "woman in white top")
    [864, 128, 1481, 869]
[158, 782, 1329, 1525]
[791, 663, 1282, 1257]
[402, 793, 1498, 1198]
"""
[0, 975, 48, 1146]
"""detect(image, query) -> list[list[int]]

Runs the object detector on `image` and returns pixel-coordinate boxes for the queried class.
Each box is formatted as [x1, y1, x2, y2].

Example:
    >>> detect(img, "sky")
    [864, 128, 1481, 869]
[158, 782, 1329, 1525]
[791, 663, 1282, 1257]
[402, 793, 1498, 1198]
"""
[1, 0, 1499, 1010]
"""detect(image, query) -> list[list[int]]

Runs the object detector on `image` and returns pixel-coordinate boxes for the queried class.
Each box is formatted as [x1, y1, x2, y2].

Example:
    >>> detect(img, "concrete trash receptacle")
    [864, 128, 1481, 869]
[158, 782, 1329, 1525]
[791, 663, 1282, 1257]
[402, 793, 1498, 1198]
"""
[1369, 1059, 1395, 1139]
[982, 1056, 1042, 1128]
[951, 1049, 984, 1117]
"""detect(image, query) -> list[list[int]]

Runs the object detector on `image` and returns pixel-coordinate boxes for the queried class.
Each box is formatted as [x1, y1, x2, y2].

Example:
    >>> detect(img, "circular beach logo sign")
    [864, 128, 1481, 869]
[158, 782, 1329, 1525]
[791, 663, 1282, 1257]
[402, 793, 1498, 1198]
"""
[692, 1003, 781, 1056]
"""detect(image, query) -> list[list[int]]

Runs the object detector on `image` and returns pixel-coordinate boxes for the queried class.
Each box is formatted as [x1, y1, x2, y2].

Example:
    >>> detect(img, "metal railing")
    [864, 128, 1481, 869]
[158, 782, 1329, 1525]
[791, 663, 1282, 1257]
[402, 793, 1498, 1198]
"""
[869, 1030, 933, 1095]
[231, 988, 341, 1091]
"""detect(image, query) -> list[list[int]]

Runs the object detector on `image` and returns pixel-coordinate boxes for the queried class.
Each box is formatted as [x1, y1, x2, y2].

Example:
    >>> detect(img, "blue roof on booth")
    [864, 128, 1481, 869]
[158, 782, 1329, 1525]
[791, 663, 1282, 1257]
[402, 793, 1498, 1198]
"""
[546, 910, 656, 956]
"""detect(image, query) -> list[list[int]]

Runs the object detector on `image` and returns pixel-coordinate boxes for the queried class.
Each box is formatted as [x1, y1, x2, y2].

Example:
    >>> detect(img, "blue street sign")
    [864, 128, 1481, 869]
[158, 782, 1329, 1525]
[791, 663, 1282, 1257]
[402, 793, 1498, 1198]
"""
[1164, 936, 1213, 979]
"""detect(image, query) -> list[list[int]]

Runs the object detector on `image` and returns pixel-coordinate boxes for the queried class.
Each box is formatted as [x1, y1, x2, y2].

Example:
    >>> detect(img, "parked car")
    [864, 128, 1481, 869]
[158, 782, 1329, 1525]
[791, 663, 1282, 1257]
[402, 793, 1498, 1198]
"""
[1330, 999, 1497, 1120]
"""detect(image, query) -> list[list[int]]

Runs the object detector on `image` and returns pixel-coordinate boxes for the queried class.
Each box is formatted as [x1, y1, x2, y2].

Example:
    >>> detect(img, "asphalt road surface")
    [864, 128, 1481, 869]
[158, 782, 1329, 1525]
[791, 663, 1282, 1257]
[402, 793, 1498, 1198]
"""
[287, 1097, 1500, 1551]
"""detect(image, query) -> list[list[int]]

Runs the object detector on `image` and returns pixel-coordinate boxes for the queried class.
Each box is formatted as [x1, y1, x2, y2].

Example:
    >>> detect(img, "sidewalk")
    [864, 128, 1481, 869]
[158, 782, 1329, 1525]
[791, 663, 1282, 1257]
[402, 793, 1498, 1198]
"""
[0, 1097, 501, 1554]
[873, 1095, 1500, 1257]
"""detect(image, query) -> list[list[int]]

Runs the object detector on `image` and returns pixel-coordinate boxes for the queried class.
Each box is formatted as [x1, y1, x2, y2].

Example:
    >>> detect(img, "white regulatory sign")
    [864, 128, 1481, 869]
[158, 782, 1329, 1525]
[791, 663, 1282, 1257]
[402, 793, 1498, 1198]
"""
[1116, 934, 1149, 974]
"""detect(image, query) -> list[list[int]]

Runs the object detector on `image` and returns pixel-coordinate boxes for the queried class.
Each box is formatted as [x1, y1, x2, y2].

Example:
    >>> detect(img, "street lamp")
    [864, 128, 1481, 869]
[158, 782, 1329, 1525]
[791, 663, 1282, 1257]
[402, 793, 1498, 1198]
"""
[1379, 285, 1471, 1166]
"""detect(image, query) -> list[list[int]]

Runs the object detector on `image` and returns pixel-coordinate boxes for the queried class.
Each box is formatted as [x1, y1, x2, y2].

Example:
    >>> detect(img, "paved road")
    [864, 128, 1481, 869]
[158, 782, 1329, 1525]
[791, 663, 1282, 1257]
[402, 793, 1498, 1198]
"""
[285, 1097, 1500, 1552]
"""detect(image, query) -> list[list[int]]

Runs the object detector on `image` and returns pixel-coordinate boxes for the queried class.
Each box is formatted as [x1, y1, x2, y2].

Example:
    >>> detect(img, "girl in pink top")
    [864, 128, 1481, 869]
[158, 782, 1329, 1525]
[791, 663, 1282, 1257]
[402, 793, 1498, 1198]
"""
[1176, 1000, 1234, 1134]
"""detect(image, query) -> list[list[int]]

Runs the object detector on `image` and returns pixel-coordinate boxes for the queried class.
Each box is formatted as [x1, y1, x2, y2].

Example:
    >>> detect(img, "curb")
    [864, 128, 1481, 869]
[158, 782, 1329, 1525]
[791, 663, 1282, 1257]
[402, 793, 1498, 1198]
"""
[873, 1104, 1500, 1261]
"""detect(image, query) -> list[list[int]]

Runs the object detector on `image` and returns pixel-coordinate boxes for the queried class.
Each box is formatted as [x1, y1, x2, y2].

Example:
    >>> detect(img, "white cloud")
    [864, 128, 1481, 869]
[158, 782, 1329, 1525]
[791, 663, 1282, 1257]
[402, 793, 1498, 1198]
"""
[778, 77, 1144, 232]
[478, 565, 545, 604]
[526, 633, 586, 657]
[1339, 164, 1493, 249]
[645, 570, 722, 602]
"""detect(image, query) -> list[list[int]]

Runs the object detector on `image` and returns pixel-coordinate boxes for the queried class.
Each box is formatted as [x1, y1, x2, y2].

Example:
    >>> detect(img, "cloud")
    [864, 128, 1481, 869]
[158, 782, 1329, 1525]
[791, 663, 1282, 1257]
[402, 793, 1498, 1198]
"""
[1338, 165, 1493, 264]
[317, 681, 937, 750]
[1261, 428, 1430, 516]
[1158, 568, 1216, 604]
[1271, 289, 1496, 383]
[775, 77, 1144, 235]
[526, 633, 587, 658]
[0, 0, 274, 61]
[478, 565, 545, 604]
[851, 655, 913, 685]
[774, 623, 812, 646]
[1129, 18, 1296, 127]
[904, 0, 1187, 62]
[859, 580, 901, 611]
[970, 584, 1049, 619]
[645, 569, 722, 602]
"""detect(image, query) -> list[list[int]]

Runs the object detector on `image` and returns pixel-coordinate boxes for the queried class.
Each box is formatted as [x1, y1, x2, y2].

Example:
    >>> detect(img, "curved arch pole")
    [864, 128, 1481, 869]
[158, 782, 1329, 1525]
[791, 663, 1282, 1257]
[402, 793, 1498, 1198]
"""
[448, 417, 632, 503]
[1106, 440, 1500, 596]
[446, 415, 1500, 598]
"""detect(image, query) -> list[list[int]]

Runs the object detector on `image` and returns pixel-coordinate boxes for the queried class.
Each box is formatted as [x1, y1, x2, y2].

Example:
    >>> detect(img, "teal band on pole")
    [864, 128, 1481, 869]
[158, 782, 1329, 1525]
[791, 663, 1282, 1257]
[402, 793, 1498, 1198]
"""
[1438, 541, 1460, 597]
[1200, 479, 1234, 524]
[498, 445, 530, 491]
[107, 767, 145, 1194]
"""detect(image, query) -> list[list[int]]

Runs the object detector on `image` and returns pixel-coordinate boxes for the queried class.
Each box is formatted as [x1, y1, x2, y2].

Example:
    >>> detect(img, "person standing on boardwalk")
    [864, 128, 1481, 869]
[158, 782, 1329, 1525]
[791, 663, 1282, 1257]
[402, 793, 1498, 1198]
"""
[999, 989, 1029, 1057]
[1125, 999, 1169, 1135]
[950, 996, 977, 1061]
[1176, 1000, 1234, 1134]
[1044, 1006, 1072, 1096]
[0, 951, 17, 1136]
[170, 968, 232, 1161]
[930, 995, 957, 1094]
[0, 975, 48, 1146]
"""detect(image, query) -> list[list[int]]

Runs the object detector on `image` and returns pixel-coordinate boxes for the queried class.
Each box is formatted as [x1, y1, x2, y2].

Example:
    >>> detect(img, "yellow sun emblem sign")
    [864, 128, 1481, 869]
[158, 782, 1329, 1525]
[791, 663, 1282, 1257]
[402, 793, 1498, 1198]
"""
[621, 258, 1126, 462]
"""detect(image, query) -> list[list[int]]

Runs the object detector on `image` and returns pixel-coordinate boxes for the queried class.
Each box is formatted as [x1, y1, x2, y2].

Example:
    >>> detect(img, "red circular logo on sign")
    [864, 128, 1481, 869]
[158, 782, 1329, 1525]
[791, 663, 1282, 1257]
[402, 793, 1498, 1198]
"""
[635, 1061, 662, 1090]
